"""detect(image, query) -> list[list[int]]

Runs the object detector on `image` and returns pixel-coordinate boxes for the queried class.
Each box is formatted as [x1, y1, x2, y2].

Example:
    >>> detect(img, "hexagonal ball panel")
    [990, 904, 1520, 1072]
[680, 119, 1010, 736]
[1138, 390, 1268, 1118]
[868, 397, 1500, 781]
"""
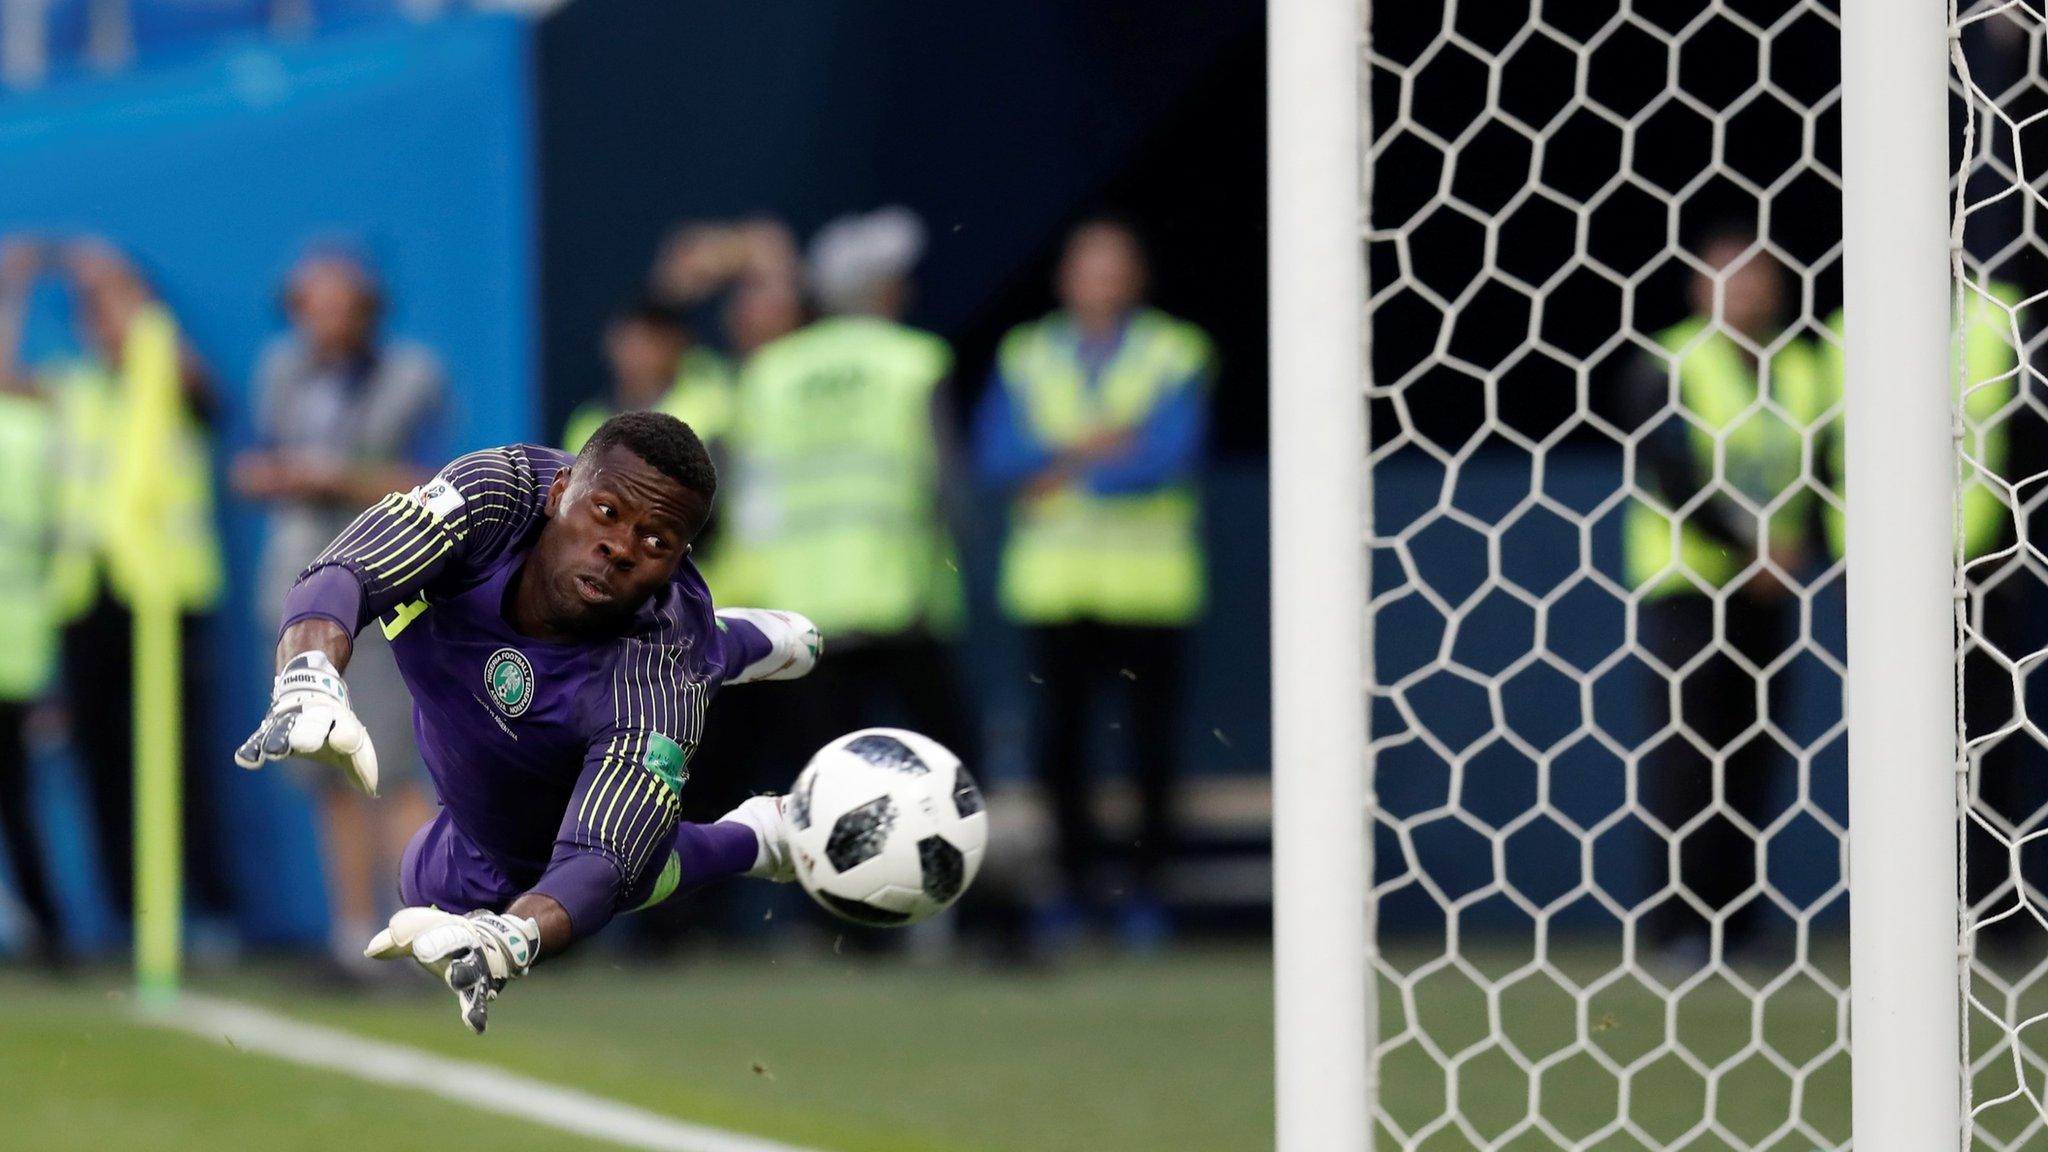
[825, 795, 897, 872]
[843, 733, 929, 775]
[918, 835, 965, 904]
[952, 767, 984, 818]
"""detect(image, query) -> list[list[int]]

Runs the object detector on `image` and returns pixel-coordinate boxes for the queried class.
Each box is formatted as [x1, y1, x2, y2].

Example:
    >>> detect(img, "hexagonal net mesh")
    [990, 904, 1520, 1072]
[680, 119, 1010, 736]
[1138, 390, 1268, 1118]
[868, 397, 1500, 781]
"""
[1956, 5, 2048, 1148]
[1361, 0, 2046, 1147]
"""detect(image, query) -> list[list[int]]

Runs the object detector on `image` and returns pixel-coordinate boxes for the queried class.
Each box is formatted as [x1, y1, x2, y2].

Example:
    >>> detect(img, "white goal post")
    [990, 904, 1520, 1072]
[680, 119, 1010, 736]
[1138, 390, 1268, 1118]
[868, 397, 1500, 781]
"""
[1839, 1, 1958, 1150]
[1268, 0, 2042, 1148]
[1269, 0, 1370, 1148]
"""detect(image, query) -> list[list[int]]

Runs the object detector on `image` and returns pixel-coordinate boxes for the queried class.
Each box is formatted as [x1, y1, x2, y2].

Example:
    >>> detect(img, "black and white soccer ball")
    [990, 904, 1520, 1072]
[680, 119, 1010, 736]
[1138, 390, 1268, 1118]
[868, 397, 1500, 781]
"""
[787, 728, 988, 927]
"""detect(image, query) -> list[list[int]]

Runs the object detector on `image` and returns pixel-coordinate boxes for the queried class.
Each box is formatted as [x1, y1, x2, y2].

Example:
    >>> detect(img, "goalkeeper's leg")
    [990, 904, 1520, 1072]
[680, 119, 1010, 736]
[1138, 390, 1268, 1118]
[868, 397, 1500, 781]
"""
[620, 803, 793, 915]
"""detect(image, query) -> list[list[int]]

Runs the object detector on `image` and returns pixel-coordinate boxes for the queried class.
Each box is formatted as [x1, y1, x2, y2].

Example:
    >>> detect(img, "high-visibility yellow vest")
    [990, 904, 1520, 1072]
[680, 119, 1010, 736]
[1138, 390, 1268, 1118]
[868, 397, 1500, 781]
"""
[47, 305, 224, 620]
[561, 347, 736, 454]
[995, 309, 1211, 626]
[727, 316, 963, 638]
[0, 392, 55, 701]
[1818, 285, 2019, 560]
[1623, 318, 1832, 597]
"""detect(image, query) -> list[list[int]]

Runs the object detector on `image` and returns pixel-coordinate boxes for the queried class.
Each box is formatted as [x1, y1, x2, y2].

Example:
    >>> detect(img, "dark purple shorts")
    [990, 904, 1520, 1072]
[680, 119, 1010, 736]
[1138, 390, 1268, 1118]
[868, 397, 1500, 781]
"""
[399, 810, 531, 913]
[398, 808, 681, 920]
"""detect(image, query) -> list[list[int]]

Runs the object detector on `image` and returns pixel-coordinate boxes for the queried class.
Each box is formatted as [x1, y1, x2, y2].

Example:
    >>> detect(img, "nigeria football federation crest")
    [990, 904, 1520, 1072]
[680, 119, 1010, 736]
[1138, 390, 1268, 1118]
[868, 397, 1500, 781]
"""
[485, 648, 535, 718]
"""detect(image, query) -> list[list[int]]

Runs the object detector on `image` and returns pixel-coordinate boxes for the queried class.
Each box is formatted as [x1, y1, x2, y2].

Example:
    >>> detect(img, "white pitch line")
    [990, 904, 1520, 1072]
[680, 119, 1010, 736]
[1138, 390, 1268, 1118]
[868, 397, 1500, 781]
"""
[141, 993, 824, 1152]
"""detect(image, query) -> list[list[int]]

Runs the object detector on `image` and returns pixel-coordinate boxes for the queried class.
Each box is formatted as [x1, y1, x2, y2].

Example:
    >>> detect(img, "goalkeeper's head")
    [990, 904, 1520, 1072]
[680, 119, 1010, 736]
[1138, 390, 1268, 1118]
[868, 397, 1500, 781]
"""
[531, 410, 717, 635]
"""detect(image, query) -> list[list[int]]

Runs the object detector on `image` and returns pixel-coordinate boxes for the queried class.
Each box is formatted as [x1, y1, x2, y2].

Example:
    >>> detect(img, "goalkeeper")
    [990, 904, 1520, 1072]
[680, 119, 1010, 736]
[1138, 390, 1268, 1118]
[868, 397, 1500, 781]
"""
[236, 412, 816, 1033]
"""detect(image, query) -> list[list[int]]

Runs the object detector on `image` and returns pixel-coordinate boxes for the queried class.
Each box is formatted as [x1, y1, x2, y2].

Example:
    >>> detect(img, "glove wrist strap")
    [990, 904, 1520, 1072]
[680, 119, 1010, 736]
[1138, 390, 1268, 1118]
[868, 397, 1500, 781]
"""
[275, 650, 349, 706]
[466, 910, 540, 977]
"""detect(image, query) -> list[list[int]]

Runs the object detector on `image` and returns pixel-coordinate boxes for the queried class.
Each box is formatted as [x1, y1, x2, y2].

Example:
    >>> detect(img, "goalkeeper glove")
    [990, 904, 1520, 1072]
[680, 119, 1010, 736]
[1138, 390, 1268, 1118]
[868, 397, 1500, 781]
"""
[234, 651, 379, 796]
[365, 907, 539, 1035]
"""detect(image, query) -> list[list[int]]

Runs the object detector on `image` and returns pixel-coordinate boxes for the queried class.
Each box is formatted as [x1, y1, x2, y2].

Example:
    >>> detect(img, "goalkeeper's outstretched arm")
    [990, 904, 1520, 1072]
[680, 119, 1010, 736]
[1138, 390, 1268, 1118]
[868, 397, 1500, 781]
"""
[238, 448, 546, 793]
[271, 447, 544, 672]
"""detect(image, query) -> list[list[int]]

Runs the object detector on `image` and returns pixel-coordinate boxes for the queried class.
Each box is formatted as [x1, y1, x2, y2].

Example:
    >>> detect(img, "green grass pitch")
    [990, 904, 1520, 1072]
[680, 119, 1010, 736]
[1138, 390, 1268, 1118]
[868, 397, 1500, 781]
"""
[0, 942, 1872, 1151]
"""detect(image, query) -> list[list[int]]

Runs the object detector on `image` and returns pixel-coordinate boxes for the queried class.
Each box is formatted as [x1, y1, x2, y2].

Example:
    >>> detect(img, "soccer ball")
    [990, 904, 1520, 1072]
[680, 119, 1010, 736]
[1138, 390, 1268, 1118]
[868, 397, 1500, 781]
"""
[787, 728, 988, 927]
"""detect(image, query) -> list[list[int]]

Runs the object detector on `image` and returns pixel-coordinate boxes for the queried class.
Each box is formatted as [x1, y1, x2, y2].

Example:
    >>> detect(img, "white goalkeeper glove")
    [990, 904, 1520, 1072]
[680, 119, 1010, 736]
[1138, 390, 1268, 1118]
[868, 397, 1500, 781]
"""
[365, 907, 539, 1035]
[717, 608, 822, 684]
[234, 651, 379, 796]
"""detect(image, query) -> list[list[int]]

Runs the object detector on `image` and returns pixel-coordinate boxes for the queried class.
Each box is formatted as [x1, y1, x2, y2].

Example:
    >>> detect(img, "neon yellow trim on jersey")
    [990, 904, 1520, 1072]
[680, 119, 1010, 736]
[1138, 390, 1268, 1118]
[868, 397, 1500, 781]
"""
[378, 595, 431, 641]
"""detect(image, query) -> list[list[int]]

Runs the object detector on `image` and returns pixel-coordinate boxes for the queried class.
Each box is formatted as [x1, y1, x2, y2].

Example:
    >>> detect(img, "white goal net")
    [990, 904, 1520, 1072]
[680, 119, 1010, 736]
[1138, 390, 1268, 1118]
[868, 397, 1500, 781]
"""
[1349, 0, 2048, 1148]
[1955, 4, 2048, 1148]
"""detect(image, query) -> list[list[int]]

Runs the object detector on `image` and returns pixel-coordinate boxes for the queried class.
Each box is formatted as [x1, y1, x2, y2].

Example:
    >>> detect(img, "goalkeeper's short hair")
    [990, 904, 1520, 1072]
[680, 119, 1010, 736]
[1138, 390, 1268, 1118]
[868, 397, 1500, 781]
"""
[577, 411, 717, 502]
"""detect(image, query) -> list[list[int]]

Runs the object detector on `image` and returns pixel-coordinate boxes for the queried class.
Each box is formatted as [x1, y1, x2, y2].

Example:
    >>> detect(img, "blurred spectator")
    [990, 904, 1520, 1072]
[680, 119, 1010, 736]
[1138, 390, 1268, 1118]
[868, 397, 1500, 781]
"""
[654, 217, 803, 307]
[0, 242, 63, 966]
[725, 268, 808, 362]
[627, 220, 810, 951]
[560, 295, 733, 456]
[726, 206, 975, 781]
[709, 223, 809, 612]
[1624, 229, 1825, 965]
[231, 246, 443, 975]
[975, 217, 1215, 954]
[651, 217, 807, 365]
[3, 237, 236, 930]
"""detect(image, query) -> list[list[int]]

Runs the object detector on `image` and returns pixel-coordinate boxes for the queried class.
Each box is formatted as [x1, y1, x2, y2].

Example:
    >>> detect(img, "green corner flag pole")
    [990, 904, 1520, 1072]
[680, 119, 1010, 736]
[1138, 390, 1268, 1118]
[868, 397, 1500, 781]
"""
[134, 583, 182, 1005]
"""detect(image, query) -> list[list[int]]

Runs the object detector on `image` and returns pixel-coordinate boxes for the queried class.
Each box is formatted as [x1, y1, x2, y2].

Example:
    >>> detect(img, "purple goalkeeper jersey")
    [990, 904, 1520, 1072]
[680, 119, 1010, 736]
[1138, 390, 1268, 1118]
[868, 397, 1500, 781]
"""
[280, 444, 770, 933]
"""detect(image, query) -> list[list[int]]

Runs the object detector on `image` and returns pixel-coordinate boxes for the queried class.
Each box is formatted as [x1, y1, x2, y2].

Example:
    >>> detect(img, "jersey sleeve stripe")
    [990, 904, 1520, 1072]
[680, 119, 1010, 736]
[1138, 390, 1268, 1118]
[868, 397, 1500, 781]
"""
[349, 509, 440, 576]
[379, 534, 458, 589]
[579, 733, 623, 826]
[311, 495, 418, 567]
[319, 497, 434, 575]
[597, 733, 649, 845]
[615, 776, 664, 866]
[293, 446, 546, 626]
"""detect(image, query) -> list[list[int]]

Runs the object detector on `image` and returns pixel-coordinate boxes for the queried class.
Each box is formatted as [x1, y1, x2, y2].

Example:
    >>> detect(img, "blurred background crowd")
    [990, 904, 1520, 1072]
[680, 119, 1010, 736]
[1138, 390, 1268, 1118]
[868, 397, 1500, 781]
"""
[0, 0, 1910, 991]
[0, 0, 1273, 978]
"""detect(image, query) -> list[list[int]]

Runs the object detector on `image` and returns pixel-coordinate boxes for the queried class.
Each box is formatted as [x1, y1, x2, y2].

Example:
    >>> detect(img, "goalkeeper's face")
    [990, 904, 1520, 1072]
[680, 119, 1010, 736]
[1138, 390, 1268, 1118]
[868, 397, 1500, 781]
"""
[532, 445, 709, 635]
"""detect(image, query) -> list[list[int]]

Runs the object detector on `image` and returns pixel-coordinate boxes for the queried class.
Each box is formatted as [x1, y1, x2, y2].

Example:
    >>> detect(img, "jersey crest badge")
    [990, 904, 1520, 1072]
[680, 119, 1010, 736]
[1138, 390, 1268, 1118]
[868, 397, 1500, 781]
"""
[485, 648, 535, 718]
